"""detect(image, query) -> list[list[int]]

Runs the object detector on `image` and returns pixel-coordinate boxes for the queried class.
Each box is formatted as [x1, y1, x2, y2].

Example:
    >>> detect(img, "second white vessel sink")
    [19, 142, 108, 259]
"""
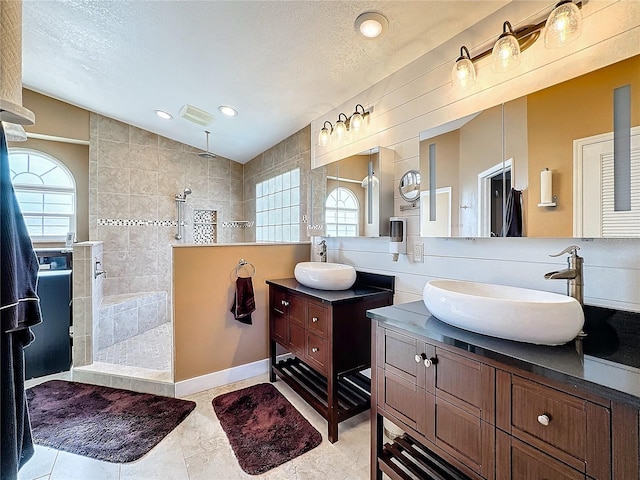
[423, 279, 584, 345]
[294, 262, 356, 291]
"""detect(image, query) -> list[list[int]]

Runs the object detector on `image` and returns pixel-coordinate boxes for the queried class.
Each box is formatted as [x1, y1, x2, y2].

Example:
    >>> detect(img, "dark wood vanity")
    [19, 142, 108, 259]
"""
[369, 301, 640, 480]
[267, 272, 394, 443]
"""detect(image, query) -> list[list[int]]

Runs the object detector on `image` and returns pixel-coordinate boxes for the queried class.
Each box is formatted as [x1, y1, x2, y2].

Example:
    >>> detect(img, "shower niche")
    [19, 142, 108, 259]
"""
[193, 209, 217, 244]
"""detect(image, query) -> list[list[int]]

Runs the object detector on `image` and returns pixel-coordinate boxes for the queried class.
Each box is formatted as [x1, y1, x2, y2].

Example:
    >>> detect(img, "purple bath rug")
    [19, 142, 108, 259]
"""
[212, 383, 322, 475]
[26, 380, 195, 463]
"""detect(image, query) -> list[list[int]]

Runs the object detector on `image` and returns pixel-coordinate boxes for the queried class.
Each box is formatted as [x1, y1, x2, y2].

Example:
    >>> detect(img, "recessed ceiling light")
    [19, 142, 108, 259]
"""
[218, 105, 238, 117]
[155, 110, 173, 120]
[355, 12, 388, 39]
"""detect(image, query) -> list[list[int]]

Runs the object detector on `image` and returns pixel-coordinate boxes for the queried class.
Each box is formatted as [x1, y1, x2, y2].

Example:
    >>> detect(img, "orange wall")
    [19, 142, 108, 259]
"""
[173, 243, 310, 382]
[527, 55, 640, 237]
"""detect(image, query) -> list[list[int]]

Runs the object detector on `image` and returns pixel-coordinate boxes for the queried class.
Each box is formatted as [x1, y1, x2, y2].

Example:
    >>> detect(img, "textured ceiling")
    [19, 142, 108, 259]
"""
[21, 1, 509, 163]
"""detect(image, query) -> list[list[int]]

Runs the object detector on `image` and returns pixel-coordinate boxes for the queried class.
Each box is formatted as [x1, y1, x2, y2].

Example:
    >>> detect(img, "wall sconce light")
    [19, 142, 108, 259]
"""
[544, 0, 583, 48]
[451, 1, 583, 88]
[492, 21, 521, 72]
[318, 121, 333, 147]
[317, 105, 371, 146]
[451, 46, 476, 89]
[333, 113, 348, 141]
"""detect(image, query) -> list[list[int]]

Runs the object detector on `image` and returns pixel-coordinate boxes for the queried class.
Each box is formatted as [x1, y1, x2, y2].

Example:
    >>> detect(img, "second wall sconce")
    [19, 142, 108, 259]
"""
[317, 104, 371, 146]
[452, 0, 583, 89]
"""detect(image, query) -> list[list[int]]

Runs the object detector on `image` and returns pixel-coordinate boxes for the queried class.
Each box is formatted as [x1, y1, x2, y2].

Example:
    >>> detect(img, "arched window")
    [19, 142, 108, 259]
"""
[8, 149, 76, 242]
[325, 187, 359, 237]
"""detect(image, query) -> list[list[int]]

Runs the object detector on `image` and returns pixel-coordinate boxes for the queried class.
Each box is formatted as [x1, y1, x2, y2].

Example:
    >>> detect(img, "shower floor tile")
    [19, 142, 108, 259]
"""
[95, 322, 171, 371]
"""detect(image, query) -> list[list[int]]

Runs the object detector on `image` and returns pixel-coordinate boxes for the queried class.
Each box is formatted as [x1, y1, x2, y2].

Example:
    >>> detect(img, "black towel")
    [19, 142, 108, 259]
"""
[1, 124, 43, 479]
[230, 277, 256, 325]
[504, 188, 523, 237]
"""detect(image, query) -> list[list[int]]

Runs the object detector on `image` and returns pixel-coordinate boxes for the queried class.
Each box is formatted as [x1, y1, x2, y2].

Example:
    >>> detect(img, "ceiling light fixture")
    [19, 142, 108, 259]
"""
[155, 110, 173, 120]
[317, 105, 371, 146]
[451, 1, 583, 88]
[1, 121, 27, 142]
[355, 12, 388, 39]
[218, 105, 238, 117]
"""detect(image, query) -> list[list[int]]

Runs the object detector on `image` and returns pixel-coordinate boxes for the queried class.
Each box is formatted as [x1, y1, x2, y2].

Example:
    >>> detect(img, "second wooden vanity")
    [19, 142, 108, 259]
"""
[267, 272, 394, 443]
[369, 301, 640, 480]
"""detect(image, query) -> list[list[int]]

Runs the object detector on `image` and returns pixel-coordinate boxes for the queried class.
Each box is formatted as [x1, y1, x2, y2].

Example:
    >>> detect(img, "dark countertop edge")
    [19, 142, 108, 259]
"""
[266, 277, 394, 305]
[367, 302, 640, 409]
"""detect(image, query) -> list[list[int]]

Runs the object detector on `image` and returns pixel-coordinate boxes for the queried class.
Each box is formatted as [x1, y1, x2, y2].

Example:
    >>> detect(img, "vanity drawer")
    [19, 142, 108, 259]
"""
[306, 333, 327, 374]
[307, 302, 328, 338]
[511, 376, 587, 460]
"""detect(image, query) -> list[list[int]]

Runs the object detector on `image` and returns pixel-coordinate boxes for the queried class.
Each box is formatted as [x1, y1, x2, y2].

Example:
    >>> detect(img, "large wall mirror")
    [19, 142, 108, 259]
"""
[309, 147, 395, 237]
[419, 54, 640, 238]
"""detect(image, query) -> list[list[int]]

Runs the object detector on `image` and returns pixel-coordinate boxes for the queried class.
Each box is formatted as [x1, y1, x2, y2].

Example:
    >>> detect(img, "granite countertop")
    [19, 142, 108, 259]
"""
[266, 276, 394, 305]
[367, 301, 640, 408]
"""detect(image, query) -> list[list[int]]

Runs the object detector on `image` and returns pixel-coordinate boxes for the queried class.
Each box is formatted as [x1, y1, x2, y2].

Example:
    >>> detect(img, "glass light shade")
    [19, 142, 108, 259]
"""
[492, 34, 521, 72]
[318, 128, 330, 146]
[2, 121, 27, 141]
[452, 57, 476, 89]
[544, 1, 582, 48]
[350, 112, 364, 132]
[334, 120, 347, 140]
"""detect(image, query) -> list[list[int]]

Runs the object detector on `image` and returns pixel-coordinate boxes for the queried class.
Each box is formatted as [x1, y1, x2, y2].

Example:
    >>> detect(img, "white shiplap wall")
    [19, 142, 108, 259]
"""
[311, 1, 640, 313]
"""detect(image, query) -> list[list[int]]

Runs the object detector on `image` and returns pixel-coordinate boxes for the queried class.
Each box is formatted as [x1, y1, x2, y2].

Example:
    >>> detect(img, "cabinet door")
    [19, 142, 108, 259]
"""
[435, 348, 495, 424]
[377, 368, 433, 441]
[287, 293, 305, 327]
[434, 397, 495, 479]
[306, 333, 328, 375]
[378, 328, 435, 392]
[270, 289, 288, 345]
[497, 431, 585, 480]
[307, 302, 328, 339]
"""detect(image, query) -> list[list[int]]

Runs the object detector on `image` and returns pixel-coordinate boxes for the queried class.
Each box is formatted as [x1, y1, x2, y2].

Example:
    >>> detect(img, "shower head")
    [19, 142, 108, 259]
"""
[197, 130, 217, 158]
[183, 188, 192, 196]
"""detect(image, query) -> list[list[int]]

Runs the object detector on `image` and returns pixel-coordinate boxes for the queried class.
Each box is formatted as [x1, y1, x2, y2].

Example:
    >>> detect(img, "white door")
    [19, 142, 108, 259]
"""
[574, 127, 640, 237]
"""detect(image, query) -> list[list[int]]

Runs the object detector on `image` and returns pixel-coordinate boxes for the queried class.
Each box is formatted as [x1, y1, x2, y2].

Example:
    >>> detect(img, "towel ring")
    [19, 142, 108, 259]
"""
[235, 259, 256, 278]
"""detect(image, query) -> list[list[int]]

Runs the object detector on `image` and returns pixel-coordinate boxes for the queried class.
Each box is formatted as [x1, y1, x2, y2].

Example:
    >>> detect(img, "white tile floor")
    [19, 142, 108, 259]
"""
[20, 373, 372, 480]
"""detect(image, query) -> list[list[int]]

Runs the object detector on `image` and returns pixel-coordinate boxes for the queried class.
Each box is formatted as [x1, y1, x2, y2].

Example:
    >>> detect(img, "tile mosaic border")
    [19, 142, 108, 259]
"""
[98, 218, 178, 227]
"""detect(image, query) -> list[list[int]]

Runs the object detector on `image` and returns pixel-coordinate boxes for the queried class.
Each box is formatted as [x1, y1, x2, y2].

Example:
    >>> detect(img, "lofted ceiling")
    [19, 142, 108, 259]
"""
[21, 0, 510, 163]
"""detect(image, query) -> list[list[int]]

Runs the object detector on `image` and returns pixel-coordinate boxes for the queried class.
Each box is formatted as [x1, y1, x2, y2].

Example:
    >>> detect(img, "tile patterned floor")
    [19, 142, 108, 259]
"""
[94, 323, 171, 371]
[20, 373, 372, 480]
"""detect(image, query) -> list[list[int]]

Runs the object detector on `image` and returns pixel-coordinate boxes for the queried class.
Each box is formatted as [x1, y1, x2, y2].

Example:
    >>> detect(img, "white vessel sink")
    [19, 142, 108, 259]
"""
[294, 262, 357, 291]
[422, 280, 584, 345]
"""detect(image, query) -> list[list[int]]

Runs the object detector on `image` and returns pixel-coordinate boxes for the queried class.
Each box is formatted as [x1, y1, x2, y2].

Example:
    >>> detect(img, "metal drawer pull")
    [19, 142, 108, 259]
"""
[414, 354, 422, 363]
[537, 414, 551, 426]
[424, 358, 433, 368]
[311, 347, 319, 353]
[312, 317, 319, 323]
[281, 300, 289, 306]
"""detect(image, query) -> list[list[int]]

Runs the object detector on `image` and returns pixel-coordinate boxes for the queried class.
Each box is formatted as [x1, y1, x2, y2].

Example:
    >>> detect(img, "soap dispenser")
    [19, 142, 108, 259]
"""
[389, 217, 406, 262]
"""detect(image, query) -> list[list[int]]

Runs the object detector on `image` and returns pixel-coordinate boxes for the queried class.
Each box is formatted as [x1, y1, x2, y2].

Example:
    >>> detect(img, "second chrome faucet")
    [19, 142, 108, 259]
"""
[544, 245, 583, 305]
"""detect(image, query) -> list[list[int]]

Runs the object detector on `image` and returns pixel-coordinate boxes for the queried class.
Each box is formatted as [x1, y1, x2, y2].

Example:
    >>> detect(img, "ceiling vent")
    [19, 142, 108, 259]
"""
[179, 104, 214, 126]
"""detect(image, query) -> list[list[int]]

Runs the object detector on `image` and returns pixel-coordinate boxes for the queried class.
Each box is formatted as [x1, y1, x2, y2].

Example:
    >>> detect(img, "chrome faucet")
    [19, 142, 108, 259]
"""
[544, 245, 583, 305]
[318, 240, 327, 262]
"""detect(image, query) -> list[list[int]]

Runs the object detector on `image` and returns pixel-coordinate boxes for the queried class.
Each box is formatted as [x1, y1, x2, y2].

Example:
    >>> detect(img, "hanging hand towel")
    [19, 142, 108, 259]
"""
[504, 188, 523, 237]
[230, 277, 255, 325]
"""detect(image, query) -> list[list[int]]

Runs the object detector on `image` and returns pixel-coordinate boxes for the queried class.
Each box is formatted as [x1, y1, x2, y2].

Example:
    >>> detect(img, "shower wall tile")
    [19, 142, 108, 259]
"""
[98, 116, 129, 142]
[98, 140, 130, 168]
[102, 251, 129, 278]
[89, 188, 98, 216]
[96, 225, 130, 252]
[129, 195, 158, 220]
[209, 158, 230, 179]
[130, 225, 159, 251]
[158, 173, 186, 197]
[184, 174, 208, 200]
[97, 166, 130, 194]
[90, 112, 98, 138]
[138, 302, 158, 332]
[130, 144, 159, 171]
[159, 149, 187, 174]
[97, 314, 114, 351]
[104, 277, 130, 296]
[128, 250, 158, 276]
[187, 157, 209, 179]
[130, 169, 158, 196]
[208, 178, 229, 201]
[157, 196, 176, 222]
[97, 192, 130, 218]
[114, 308, 138, 344]
[158, 135, 183, 150]
[130, 126, 158, 146]
[129, 275, 159, 293]
[230, 160, 243, 181]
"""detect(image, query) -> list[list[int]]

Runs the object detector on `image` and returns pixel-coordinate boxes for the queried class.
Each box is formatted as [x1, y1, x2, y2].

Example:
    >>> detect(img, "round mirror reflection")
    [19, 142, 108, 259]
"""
[398, 170, 421, 202]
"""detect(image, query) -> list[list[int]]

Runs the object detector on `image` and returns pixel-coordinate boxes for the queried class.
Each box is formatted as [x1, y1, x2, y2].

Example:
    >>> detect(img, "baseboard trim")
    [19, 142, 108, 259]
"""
[174, 358, 269, 397]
